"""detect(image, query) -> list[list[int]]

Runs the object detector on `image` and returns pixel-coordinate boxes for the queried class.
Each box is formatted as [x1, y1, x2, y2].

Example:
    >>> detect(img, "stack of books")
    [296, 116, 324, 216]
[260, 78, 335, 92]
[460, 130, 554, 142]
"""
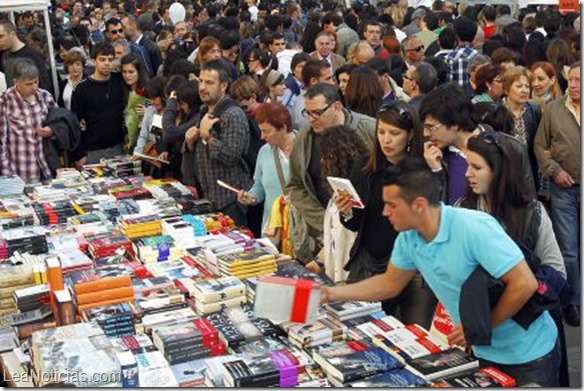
[134, 284, 186, 316]
[287, 317, 347, 349]
[55, 249, 94, 273]
[81, 303, 135, 338]
[324, 301, 383, 321]
[144, 257, 211, 280]
[0, 198, 34, 229]
[32, 200, 77, 225]
[120, 214, 162, 239]
[67, 269, 134, 312]
[0, 227, 48, 257]
[430, 366, 516, 387]
[134, 235, 186, 263]
[140, 307, 198, 334]
[134, 350, 178, 387]
[0, 175, 25, 197]
[403, 347, 479, 383]
[217, 249, 277, 280]
[220, 347, 313, 387]
[345, 368, 427, 387]
[171, 354, 244, 387]
[205, 304, 281, 349]
[152, 318, 226, 364]
[198, 213, 235, 234]
[162, 215, 207, 243]
[178, 277, 246, 315]
[13, 284, 50, 313]
[101, 156, 142, 177]
[86, 233, 134, 259]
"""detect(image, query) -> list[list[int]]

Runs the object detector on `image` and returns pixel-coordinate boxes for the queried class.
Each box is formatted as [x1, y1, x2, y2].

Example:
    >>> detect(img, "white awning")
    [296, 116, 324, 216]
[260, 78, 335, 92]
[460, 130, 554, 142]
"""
[0, 0, 50, 12]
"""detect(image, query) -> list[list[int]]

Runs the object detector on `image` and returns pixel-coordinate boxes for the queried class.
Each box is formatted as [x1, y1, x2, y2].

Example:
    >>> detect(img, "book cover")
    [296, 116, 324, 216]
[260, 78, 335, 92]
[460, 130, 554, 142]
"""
[406, 347, 479, 381]
[76, 286, 135, 306]
[116, 350, 139, 387]
[326, 346, 404, 383]
[222, 357, 280, 387]
[433, 366, 516, 388]
[189, 277, 247, 303]
[346, 368, 427, 387]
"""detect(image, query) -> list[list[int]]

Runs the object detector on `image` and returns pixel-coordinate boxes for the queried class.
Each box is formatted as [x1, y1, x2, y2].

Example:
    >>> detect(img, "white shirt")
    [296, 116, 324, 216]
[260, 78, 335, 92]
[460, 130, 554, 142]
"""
[277, 49, 300, 77]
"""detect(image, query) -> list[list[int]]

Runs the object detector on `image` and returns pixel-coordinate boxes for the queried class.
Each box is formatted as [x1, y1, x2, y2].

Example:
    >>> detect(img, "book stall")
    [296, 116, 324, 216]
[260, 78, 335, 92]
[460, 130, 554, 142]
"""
[0, 157, 519, 388]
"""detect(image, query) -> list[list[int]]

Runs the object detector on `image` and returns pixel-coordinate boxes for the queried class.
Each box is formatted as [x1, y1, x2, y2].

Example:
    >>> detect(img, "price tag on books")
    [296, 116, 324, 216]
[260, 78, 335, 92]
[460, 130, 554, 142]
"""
[253, 276, 322, 324]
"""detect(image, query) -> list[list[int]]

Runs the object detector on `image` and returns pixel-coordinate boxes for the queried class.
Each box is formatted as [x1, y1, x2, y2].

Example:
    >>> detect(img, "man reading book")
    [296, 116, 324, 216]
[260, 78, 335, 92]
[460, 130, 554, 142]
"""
[323, 157, 560, 386]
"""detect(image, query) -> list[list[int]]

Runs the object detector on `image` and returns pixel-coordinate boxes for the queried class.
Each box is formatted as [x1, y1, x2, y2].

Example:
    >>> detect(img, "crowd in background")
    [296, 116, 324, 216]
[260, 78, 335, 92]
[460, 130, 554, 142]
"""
[0, 0, 581, 386]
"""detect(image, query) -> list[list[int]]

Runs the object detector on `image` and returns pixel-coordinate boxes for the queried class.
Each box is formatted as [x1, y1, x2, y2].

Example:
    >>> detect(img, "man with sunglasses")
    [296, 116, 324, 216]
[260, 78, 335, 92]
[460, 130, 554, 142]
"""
[285, 83, 376, 267]
[104, 18, 153, 76]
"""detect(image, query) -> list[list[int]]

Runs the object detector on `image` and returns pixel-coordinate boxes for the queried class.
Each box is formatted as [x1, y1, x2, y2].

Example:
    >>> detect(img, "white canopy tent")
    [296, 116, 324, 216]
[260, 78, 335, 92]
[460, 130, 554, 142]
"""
[0, 0, 59, 98]
[462, 0, 559, 6]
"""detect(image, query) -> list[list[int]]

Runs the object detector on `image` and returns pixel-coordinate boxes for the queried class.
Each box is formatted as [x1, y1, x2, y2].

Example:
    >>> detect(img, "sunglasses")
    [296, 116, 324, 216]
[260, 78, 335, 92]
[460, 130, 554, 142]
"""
[379, 102, 412, 125]
[478, 130, 503, 150]
[302, 102, 334, 119]
[109, 28, 123, 34]
[407, 45, 424, 52]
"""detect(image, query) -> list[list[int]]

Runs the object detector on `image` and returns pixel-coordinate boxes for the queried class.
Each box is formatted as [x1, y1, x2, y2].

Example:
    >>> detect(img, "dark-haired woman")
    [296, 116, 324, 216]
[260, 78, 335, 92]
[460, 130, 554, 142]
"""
[163, 80, 202, 179]
[334, 102, 436, 327]
[458, 130, 566, 387]
[121, 54, 149, 151]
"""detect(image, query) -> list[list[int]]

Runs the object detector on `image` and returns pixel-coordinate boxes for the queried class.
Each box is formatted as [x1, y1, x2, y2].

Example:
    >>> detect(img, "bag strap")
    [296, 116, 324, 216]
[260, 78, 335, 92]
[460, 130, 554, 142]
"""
[272, 146, 286, 192]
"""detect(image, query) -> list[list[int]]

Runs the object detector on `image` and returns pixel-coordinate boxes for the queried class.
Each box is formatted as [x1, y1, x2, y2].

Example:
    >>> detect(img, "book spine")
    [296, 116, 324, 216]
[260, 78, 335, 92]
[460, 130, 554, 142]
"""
[76, 286, 135, 306]
[74, 275, 132, 295]
[77, 296, 135, 312]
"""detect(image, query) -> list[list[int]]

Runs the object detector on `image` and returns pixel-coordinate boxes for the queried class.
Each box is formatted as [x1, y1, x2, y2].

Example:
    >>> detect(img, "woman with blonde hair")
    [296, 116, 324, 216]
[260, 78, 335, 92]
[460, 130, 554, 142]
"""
[259, 69, 286, 103]
[59, 48, 86, 110]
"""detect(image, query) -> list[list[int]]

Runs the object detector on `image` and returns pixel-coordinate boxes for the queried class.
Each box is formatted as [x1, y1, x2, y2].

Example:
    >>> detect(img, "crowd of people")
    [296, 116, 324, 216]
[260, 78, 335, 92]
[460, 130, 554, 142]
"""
[0, 0, 580, 387]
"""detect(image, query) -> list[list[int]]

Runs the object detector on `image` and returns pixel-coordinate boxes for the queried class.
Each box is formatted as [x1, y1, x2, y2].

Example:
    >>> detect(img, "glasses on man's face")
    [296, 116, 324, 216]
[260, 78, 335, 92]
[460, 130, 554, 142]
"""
[109, 28, 123, 34]
[302, 102, 334, 119]
[423, 122, 445, 133]
[402, 74, 413, 81]
[407, 45, 424, 52]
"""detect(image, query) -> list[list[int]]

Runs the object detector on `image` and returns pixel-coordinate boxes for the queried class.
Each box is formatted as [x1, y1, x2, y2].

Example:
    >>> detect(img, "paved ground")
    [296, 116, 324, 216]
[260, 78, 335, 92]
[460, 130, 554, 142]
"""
[565, 322, 581, 387]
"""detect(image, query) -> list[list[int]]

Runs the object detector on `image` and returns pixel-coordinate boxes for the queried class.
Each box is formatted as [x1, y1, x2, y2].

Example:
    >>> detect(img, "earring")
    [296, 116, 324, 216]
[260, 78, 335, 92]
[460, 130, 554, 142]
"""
[406, 141, 411, 153]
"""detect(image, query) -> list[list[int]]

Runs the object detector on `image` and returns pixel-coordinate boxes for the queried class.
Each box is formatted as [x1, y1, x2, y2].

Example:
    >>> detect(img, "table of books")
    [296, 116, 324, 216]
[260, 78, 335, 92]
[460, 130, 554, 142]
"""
[0, 157, 518, 388]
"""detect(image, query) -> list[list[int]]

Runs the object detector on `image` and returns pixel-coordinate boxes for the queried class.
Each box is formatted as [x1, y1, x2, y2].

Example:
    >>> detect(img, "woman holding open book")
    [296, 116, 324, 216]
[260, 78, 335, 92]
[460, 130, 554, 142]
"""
[334, 101, 436, 328]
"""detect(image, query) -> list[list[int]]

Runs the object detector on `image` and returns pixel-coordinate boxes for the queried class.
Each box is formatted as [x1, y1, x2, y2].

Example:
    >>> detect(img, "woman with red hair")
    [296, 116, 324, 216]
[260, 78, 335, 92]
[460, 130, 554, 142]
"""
[530, 61, 562, 106]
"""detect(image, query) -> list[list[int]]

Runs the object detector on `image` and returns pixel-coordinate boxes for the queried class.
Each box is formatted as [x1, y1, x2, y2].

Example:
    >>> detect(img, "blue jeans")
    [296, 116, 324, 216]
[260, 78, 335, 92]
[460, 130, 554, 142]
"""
[550, 183, 580, 306]
[478, 339, 561, 387]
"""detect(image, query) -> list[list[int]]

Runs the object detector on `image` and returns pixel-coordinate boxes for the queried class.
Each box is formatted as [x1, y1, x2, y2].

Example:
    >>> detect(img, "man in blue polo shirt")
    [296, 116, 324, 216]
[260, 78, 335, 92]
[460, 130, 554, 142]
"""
[324, 157, 560, 386]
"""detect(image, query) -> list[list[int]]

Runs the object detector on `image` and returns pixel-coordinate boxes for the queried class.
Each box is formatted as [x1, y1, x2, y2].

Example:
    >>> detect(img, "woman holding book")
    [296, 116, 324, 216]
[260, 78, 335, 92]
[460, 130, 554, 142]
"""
[458, 130, 567, 386]
[334, 101, 436, 327]
[237, 103, 296, 234]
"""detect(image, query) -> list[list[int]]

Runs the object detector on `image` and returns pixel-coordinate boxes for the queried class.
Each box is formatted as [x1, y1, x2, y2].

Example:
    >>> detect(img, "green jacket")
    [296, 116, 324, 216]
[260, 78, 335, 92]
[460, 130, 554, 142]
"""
[285, 109, 376, 234]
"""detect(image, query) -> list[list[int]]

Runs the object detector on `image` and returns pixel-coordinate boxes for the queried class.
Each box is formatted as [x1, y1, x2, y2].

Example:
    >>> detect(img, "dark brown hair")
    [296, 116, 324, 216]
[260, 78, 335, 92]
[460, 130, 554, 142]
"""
[344, 66, 384, 118]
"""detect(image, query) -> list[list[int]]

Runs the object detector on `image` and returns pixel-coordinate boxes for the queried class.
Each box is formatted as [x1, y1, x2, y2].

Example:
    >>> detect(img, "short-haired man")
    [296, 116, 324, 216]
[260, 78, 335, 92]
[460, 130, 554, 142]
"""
[267, 32, 286, 55]
[281, 52, 310, 109]
[285, 83, 376, 265]
[310, 32, 346, 73]
[362, 20, 388, 58]
[173, 21, 190, 40]
[446, 16, 478, 97]
[0, 59, 56, 183]
[324, 157, 560, 387]
[122, 14, 162, 76]
[322, 11, 359, 59]
[105, 17, 153, 76]
[534, 62, 581, 327]
[349, 40, 375, 65]
[289, 59, 335, 131]
[0, 20, 52, 92]
[402, 35, 425, 69]
[71, 42, 125, 166]
[402, 61, 437, 113]
[184, 60, 252, 226]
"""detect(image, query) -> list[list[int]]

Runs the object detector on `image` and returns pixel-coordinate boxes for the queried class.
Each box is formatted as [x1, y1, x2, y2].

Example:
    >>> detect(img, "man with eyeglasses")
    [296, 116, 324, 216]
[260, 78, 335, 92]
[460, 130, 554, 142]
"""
[285, 83, 376, 267]
[402, 62, 437, 114]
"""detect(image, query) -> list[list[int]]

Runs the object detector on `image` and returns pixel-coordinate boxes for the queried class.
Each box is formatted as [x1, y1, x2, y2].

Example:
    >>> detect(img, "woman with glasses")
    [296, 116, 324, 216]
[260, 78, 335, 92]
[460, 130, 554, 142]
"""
[334, 102, 436, 327]
[472, 63, 505, 104]
[458, 130, 567, 386]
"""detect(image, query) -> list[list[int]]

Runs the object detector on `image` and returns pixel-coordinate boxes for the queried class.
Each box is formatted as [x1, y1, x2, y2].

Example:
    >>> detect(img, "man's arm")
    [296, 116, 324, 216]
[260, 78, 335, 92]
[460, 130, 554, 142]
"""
[491, 260, 538, 328]
[0, 95, 13, 176]
[533, 106, 562, 179]
[325, 263, 417, 303]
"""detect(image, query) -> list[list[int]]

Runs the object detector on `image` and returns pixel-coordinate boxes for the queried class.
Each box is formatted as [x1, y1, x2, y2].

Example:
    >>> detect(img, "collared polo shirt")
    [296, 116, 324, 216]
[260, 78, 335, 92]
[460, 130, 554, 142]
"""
[391, 204, 558, 364]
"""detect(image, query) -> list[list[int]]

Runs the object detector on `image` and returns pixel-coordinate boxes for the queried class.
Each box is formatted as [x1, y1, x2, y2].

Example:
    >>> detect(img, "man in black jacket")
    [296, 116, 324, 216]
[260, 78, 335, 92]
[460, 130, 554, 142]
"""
[122, 15, 162, 76]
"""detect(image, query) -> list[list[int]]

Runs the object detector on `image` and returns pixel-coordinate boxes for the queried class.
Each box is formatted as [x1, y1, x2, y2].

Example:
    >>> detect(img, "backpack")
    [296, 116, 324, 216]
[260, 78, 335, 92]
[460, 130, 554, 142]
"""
[199, 98, 264, 174]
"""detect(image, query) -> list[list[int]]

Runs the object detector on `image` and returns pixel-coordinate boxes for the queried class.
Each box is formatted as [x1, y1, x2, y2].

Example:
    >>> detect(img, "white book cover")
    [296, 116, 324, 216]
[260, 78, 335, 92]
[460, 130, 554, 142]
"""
[326, 176, 364, 208]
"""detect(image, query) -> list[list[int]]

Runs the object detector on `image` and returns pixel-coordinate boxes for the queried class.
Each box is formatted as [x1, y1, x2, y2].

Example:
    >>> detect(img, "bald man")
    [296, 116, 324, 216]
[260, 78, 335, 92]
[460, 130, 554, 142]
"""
[349, 41, 375, 65]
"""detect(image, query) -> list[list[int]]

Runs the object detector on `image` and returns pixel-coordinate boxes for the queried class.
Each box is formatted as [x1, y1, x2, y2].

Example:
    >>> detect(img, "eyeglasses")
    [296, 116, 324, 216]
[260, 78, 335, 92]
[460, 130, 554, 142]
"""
[302, 102, 334, 119]
[379, 102, 411, 124]
[402, 74, 413, 81]
[407, 45, 424, 52]
[423, 122, 445, 133]
[109, 28, 123, 34]
[492, 78, 503, 84]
